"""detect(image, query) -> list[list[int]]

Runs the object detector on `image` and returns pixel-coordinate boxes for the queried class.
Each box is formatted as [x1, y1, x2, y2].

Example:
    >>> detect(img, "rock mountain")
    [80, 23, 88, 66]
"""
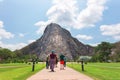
[16, 23, 94, 60]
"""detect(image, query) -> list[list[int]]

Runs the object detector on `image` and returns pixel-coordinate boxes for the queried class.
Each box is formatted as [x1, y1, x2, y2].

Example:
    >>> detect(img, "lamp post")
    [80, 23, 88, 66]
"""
[32, 58, 35, 72]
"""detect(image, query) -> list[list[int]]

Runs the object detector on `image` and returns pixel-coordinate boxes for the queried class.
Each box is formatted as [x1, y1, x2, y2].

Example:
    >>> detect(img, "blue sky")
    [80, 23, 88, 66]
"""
[0, 0, 120, 51]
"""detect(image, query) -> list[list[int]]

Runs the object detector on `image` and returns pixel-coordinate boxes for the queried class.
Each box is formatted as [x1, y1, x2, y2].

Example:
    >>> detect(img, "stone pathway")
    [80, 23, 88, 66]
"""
[27, 63, 93, 80]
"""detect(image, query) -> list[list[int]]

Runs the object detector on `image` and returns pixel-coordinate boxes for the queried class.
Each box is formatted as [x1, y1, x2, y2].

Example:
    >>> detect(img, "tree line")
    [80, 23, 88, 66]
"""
[91, 42, 120, 62]
[0, 48, 36, 63]
[0, 41, 120, 63]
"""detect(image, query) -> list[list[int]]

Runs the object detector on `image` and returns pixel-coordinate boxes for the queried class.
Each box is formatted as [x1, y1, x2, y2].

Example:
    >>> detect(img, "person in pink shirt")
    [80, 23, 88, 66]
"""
[49, 50, 56, 72]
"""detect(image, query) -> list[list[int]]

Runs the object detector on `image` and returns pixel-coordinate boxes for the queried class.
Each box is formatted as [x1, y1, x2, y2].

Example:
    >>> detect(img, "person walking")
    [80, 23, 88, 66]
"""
[64, 56, 66, 67]
[55, 55, 58, 67]
[59, 53, 65, 70]
[49, 50, 56, 72]
[46, 55, 49, 69]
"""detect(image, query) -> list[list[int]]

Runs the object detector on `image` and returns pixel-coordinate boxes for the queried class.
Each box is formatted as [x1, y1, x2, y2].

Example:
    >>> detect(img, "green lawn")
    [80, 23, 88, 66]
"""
[0, 62, 45, 80]
[67, 62, 120, 80]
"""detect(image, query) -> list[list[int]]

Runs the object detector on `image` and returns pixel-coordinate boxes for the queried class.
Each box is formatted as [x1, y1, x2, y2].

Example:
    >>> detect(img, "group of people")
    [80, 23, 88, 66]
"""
[46, 50, 66, 72]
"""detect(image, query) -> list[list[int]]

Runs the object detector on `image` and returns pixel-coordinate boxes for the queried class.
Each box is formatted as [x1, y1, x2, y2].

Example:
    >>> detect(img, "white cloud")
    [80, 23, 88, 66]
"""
[0, 21, 14, 40]
[19, 33, 25, 37]
[28, 39, 36, 44]
[0, 21, 3, 28]
[100, 23, 120, 40]
[47, 0, 78, 26]
[76, 0, 107, 29]
[75, 34, 93, 40]
[35, 20, 52, 34]
[0, 39, 36, 51]
[89, 42, 100, 46]
[0, 20, 36, 51]
[35, 0, 107, 34]
[114, 36, 120, 40]
[0, 41, 27, 51]
[65, 27, 71, 32]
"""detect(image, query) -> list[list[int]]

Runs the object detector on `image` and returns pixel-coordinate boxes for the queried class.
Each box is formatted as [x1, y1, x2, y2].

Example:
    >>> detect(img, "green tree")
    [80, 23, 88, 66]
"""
[0, 48, 16, 63]
[92, 42, 113, 62]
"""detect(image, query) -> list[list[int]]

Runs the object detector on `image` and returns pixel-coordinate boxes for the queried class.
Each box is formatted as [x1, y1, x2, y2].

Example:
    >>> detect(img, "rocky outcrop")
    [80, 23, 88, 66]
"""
[16, 23, 94, 60]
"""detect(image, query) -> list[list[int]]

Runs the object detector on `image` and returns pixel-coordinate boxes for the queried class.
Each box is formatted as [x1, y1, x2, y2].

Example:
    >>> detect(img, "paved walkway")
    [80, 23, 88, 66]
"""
[27, 63, 93, 80]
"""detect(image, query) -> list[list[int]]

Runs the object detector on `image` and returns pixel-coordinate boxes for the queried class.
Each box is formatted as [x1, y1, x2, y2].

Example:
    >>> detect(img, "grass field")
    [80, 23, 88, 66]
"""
[67, 62, 120, 80]
[0, 62, 45, 80]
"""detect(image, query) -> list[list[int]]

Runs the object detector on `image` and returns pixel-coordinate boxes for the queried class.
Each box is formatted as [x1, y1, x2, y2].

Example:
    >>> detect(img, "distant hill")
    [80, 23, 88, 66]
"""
[110, 41, 120, 61]
[15, 23, 94, 60]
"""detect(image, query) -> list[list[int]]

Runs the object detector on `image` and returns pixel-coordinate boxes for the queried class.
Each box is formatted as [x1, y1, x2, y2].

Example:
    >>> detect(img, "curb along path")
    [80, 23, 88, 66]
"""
[27, 63, 93, 80]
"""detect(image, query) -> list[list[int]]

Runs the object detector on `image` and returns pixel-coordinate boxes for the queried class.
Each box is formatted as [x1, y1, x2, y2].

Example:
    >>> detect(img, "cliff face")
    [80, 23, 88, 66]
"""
[17, 23, 94, 60]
